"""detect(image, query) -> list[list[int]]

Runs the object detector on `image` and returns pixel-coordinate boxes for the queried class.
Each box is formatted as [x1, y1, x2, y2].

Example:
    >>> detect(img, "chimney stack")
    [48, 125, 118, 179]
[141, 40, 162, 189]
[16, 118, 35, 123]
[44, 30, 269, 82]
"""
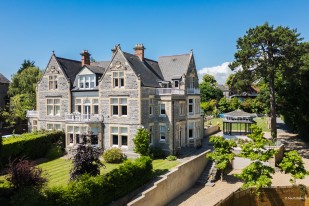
[81, 50, 91, 66]
[134, 43, 145, 62]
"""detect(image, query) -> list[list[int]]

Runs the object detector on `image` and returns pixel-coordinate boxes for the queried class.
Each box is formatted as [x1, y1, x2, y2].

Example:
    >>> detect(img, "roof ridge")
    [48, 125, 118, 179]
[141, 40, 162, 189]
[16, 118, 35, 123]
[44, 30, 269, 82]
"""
[56, 56, 81, 63]
[159, 53, 190, 58]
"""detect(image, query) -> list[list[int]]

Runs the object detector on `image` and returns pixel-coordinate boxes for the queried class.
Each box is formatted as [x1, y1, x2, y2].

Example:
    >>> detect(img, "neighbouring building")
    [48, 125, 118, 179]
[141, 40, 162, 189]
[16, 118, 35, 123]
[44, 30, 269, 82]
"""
[0, 73, 10, 128]
[27, 44, 203, 155]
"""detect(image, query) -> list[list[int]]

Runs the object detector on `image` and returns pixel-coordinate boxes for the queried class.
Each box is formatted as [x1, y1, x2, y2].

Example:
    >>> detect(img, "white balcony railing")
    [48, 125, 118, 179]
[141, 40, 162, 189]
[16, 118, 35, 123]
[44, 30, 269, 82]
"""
[26, 110, 38, 118]
[156, 88, 185, 95]
[65, 113, 103, 122]
[187, 88, 200, 94]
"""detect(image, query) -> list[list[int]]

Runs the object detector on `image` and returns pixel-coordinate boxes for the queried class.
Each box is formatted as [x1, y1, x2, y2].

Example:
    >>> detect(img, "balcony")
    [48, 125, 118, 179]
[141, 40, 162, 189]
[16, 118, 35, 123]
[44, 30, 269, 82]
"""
[187, 88, 200, 94]
[156, 88, 185, 95]
[65, 112, 103, 123]
[26, 110, 38, 118]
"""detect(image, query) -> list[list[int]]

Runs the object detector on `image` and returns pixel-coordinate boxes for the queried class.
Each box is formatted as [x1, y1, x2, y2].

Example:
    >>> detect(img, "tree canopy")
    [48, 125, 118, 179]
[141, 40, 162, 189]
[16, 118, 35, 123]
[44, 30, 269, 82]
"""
[199, 74, 223, 102]
[229, 22, 303, 140]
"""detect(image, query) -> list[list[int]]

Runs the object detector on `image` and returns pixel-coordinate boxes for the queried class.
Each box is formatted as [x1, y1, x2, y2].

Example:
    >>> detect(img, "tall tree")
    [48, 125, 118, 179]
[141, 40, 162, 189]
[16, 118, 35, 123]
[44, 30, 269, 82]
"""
[229, 23, 302, 140]
[200, 74, 223, 102]
[17, 60, 35, 74]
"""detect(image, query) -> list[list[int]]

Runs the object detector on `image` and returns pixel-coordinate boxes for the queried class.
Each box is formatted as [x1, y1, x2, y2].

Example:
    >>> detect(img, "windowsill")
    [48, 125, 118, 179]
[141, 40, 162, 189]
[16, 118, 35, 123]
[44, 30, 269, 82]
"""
[112, 145, 119, 148]
[121, 145, 128, 148]
[159, 140, 166, 143]
[159, 114, 166, 117]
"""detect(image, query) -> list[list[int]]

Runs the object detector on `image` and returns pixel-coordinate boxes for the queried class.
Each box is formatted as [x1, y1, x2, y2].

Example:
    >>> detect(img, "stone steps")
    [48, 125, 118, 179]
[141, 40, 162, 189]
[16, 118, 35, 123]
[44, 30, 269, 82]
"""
[196, 160, 216, 186]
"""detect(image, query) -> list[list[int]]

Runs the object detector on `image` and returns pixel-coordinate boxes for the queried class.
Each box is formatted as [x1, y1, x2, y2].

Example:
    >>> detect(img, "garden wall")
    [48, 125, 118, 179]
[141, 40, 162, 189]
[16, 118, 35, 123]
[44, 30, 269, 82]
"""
[204, 125, 220, 137]
[127, 150, 210, 206]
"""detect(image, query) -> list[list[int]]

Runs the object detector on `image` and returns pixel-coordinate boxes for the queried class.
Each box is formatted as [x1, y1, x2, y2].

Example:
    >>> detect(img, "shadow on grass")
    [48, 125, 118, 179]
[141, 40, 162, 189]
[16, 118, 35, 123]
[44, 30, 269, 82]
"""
[153, 169, 169, 176]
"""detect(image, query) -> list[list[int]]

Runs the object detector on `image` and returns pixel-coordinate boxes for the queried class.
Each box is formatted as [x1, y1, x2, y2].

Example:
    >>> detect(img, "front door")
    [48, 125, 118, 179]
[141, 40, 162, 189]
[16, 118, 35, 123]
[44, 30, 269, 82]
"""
[84, 105, 91, 120]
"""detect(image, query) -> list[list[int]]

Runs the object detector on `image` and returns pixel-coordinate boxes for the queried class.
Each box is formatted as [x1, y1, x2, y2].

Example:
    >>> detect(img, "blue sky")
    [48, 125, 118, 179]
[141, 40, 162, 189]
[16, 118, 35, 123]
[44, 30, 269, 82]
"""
[1, 0, 309, 84]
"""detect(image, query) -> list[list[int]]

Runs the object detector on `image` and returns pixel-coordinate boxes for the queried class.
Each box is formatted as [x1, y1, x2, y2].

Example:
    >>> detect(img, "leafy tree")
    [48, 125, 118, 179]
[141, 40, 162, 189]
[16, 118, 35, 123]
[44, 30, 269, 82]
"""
[133, 128, 150, 156]
[200, 99, 217, 115]
[240, 98, 254, 113]
[235, 125, 277, 193]
[207, 136, 236, 181]
[229, 97, 241, 111]
[226, 72, 255, 95]
[218, 97, 230, 113]
[279, 150, 308, 185]
[200, 74, 223, 102]
[3, 66, 42, 126]
[230, 23, 303, 140]
[70, 144, 103, 180]
[17, 59, 35, 74]
[6, 158, 47, 191]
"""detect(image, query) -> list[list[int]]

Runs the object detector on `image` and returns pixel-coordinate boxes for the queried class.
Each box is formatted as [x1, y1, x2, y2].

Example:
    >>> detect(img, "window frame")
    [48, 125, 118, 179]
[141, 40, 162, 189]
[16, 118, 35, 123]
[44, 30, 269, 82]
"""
[113, 71, 125, 88]
[49, 75, 58, 90]
[110, 98, 127, 117]
[110, 126, 128, 147]
[188, 98, 194, 115]
[47, 98, 61, 116]
[160, 125, 166, 142]
[159, 103, 166, 116]
[78, 74, 96, 89]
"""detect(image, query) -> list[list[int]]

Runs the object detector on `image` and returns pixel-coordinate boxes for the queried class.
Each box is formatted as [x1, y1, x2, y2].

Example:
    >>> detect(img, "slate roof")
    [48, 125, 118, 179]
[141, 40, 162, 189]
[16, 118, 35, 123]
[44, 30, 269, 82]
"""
[85, 65, 105, 74]
[158, 54, 191, 81]
[90, 61, 110, 69]
[224, 109, 256, 117]
[0, 73, 10, 84]
[123, 52, 161, 87]
[56, 57, 82, 86]
[143, 58, 164, 80]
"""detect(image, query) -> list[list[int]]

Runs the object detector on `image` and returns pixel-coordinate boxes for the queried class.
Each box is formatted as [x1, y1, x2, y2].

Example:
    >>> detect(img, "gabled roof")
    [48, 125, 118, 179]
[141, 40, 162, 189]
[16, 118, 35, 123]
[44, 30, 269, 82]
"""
[90, 61, 110, 69]
[85, 65, 105, 74]
[143, 58, 164, 80]
[0, 73, 10, 84]
[123, 52, 161, 87]
[158, 54, 191, 81]
[55, 57, 82, 86]
[224, 109, 256, 117]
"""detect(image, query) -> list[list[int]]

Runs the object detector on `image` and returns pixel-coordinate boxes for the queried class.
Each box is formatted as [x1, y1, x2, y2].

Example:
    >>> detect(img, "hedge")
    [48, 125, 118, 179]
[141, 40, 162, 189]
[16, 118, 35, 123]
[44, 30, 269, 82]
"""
[0, 131, 65, 167]
[10, 156, 153, 206]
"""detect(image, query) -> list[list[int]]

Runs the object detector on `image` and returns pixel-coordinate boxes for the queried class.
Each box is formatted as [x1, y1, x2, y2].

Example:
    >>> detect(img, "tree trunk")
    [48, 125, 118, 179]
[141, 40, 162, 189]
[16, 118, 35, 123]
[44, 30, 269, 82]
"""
[221, 170, 223, 181]
[269, 75, 277, 141]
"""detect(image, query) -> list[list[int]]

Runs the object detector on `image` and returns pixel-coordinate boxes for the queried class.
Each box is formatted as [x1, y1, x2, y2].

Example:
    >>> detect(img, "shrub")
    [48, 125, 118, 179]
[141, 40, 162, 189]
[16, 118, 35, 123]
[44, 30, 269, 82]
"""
[103, 148, 125, 163]
[6, 158, 47, 191]
[70, 144, 103, 180]
[166, 155, 177, 161]
[133, 128, 150, 156]
[45, 144, 63, 160]
[149, 146, 166, 159]
[10, 156, 153, 206]
[0, 131, 65, 166]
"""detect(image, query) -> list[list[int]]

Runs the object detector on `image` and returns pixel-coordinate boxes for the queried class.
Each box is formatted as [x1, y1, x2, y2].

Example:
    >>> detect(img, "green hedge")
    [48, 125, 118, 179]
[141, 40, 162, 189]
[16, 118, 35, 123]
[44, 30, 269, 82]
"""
[10, 156, 153, 206]
[0, 131, 65, 167]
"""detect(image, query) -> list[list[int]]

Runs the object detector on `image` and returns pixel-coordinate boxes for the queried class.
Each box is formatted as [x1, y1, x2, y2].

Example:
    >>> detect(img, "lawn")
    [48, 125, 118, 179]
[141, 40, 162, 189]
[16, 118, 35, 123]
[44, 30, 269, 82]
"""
[0, 157, 180, 188]
[207, 117, 270, 132]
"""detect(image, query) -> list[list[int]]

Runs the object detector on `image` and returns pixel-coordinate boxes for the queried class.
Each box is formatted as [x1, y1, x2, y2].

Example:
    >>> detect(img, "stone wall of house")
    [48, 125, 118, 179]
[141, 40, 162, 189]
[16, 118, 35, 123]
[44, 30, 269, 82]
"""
[36, 55, 70, 130]
[99, 51, 141, 152]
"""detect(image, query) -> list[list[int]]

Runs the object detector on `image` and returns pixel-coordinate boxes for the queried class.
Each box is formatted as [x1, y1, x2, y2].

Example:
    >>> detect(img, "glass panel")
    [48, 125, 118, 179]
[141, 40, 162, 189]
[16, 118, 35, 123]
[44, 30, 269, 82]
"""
[160, 126, 165, 132]
[91, 127, 99, 134]
[55, 124, 61, 130]
[119, 72, 124, 77]
[76, 99, 82, 104]
[111, 98, 118, 104]
[93, 99, 98, 104]
[121, 106, 127, 115]
[120, 98, 127, 104]
[74, 126, 80, 133]
[113, 135, 118, 145]
[81, 127, 87, 133]
[47, 99, 53, 104]
[47, 124, 53, 130]
[68, 126, 73, 133]
[120, 127, 127, 134]
[114, 79, 119, 87]
[112, 105, 118, 115]
[111, 127, 118, 134]
[55, 106, 60, 115]
[47, 106, 53, 115]
[91, 135, 98, 144]
[121, 136, 127, 146]
[94, 105, 99, 114]
[113, 72, 118, 77]
[54, 99, 60, 104]
[76, 134, 80, 144]
[120, 78, 124, 87]
[69, 134, 73, 143]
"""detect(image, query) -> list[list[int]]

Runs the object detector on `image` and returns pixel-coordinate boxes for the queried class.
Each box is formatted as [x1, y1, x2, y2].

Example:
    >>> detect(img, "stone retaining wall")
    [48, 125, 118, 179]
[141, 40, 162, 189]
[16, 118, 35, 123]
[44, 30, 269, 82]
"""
[127, 150, 210, 206]
[204, 125, 220, 137]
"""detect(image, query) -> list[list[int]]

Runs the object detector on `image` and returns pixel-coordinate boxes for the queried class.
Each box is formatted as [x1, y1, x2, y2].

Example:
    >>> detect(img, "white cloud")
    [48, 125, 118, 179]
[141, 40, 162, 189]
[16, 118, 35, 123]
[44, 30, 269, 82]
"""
[198, 62, 233, 85]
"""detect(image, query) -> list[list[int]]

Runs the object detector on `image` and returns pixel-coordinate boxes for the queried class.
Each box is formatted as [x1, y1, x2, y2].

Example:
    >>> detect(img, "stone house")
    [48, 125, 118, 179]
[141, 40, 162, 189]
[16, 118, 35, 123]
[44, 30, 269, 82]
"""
[27, 44, 203, 155]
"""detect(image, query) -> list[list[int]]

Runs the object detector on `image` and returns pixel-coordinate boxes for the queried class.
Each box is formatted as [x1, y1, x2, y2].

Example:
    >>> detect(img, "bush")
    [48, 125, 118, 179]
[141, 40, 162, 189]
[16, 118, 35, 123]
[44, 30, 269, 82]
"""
[0, 131, 65, 167]
[103, 148, 125, 163]
[149, 146, 166, 159]
[70, 144, 103, 180]
[10, 156, 153, 206]
[166, 155, 177, 161]
[6, 158, 47, 191]
[133, 128, 150, 156]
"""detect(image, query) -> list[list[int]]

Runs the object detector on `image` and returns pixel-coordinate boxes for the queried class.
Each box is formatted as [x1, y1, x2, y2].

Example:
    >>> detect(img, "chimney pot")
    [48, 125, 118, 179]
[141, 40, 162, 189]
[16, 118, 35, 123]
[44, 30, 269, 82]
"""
[80, 50, 91, 66]
[134, 43, 145, 62]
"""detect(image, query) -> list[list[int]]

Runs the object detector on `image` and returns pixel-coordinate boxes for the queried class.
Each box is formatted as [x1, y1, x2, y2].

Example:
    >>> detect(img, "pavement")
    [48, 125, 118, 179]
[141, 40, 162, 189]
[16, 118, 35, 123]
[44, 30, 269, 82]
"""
[167, 117, 308, 206]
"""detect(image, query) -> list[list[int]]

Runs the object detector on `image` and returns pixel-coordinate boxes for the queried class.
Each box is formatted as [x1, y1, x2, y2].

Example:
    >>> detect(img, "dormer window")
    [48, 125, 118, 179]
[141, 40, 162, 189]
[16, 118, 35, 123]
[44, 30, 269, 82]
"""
[113, 71, 124, 88]
[78, 75, 96, 89]
[174, 80, 179, 88]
